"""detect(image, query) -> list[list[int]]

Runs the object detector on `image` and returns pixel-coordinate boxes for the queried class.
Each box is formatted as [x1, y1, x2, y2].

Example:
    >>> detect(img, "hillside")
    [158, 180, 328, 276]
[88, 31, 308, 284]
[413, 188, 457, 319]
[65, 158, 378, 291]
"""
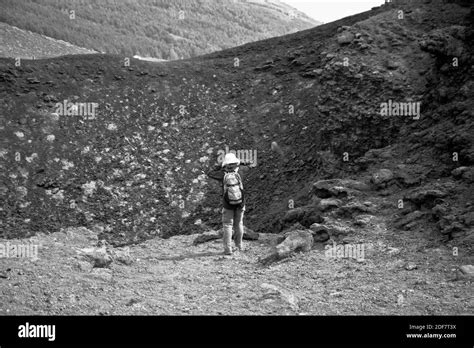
[0, 0, 473, 316]
[0, 22, 97, 59]
[0, 0, 321, 60]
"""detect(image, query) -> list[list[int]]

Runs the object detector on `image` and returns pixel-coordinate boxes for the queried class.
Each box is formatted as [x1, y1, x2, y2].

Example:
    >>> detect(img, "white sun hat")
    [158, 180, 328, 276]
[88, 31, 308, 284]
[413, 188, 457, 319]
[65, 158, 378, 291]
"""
[222, 153, 240, 167]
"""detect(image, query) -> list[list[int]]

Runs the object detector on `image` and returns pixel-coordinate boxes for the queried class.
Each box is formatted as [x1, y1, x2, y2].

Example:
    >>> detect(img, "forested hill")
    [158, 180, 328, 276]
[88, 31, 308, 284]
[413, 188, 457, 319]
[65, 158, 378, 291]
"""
[0, 0, 321, 60]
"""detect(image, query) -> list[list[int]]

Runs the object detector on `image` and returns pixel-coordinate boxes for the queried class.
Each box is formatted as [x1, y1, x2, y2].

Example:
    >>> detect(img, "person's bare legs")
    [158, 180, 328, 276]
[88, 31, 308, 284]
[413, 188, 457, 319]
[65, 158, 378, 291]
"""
[222, 208, 234, 254]
[233, 206, 245, 251]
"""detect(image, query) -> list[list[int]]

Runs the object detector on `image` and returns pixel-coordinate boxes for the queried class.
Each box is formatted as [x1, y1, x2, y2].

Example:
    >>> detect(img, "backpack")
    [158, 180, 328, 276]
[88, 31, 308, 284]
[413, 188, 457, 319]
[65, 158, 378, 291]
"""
[223, 171, 244, 206]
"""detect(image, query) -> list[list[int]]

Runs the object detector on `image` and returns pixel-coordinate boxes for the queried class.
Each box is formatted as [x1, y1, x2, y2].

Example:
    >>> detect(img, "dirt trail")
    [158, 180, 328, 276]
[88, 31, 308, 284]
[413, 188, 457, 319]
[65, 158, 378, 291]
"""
[1, 216, 471, 315]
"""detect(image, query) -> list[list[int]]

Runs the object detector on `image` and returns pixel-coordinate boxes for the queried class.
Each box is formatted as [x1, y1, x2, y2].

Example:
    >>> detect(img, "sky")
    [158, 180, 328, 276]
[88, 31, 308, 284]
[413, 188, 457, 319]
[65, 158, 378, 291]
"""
[280, 0, 386, 23]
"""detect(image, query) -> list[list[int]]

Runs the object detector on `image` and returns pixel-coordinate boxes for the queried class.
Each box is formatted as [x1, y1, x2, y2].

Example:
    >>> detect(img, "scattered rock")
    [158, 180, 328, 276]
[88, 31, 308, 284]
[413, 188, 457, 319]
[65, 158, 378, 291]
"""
[260, 283, 299, 310]
[461, 211, 474, 226]
[336, 202, 371, 217]
[63, 227, 99, 247]
[394, 210, 425, 229]
[405, 262, 418, 271]
[125, 298, 141, 307]
[312, 179, 369, 199]
[406, 188, 448, 207]
[431, 203, 449, 218]
[353, 214, 373, 227]
[193, 226, 259, 245]
[89, 268, 113, 282]
[458, 265, 474, 278]
[260, 230, 313, 265]
[438, 218, 464, 236]
[75, 260, 93, 272]
[397, 294, 405, 306]
[388, 247, 401, 255]
[282, 222, 306, 233]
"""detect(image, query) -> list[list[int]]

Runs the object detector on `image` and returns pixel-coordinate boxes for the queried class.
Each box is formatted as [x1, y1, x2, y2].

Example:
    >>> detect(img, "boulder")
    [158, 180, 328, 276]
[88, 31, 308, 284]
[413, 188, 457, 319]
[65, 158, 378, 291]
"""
[405, 188, 448, 207]
[337, 32, 355, 45]
[281, 206, 324, 229]
[283, 207, 307, 222]
[451, 166, 474, 182]
[386, 60, 400, 70]
[79, 246, 113, 268]
[395, 168, 423, 187]
[243, 226, 259, 240]
[317, 198, 342, 211]
[193, 232, 221, 245]
[451, 166, 468, 178]
[337, 25, 352, 32]
[371, 169, 395, 188]
[309, 223, 330, 242]
[310, 221, 353, 241]
[260, 230, 313, 265]
[438, 216, 464, 235]
[462, 211, 474, 226]
[394, 210, 425, 229]
[432, 204, 449, 218]
[277, 223, 306, 243]
[336, 202, 371, 217]
[110, 247, 133, 265]
[353, 214, 374, 227]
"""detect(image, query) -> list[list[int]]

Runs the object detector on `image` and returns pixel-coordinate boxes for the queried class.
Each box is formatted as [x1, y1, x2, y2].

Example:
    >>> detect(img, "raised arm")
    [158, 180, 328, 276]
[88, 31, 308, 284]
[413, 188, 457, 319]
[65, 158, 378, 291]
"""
[206, 163, 224, 181]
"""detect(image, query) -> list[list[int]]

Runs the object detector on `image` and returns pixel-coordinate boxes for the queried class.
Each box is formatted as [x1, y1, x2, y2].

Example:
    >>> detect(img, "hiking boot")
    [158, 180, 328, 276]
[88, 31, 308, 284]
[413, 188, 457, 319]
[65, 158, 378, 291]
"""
[224, 249, 233, 255]
[235, 245, 245, 252]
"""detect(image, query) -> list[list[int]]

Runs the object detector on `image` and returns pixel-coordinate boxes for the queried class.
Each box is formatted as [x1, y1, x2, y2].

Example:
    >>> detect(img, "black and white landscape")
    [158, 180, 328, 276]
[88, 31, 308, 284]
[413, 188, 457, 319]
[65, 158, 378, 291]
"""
[0, 0, 473, 320]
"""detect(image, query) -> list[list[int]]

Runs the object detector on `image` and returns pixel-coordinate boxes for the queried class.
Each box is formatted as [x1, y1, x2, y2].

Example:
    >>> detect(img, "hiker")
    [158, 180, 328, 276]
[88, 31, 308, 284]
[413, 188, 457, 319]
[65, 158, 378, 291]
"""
[207, 153, 252, 255]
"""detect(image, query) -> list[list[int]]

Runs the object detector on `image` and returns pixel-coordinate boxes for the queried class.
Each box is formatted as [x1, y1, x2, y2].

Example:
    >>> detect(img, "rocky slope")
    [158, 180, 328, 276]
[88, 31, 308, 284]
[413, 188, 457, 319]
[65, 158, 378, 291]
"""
[0, 22, 97, 59]
[1, 0, 472, 246]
